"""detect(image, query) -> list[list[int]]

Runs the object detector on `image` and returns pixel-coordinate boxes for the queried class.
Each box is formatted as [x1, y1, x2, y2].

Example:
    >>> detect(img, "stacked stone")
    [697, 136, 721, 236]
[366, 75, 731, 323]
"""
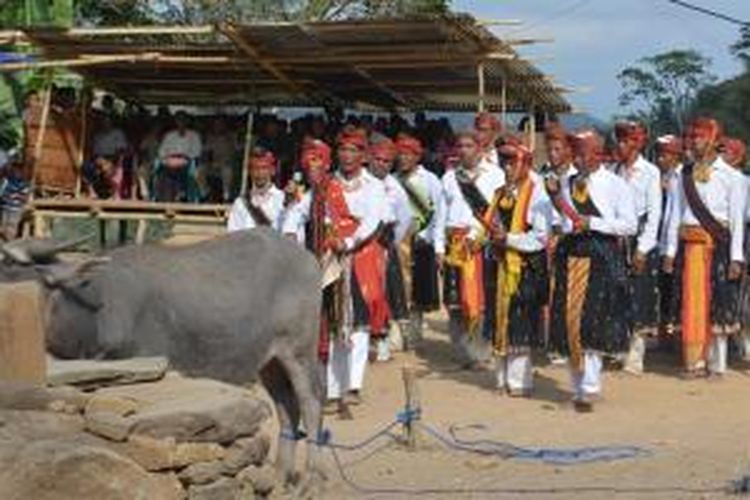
[0, 376, 279, 500]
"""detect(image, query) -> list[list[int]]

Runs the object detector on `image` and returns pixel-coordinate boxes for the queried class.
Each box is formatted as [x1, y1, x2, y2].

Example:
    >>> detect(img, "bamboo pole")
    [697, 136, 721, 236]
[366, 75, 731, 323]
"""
[29, 80, 53, 199]
[477, 62, 485, 113]
[528, 103, 536, 152]
[501, 73, 508, 128]
[74, 89, 89, 198]
[239, 111, 255, 197]
[0, 53, 160, 72]
[67, 25, 215, 36]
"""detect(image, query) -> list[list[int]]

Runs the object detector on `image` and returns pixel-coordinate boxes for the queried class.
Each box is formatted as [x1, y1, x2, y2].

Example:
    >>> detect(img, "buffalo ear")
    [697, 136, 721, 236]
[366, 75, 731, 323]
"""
[38, 257, 111, 287]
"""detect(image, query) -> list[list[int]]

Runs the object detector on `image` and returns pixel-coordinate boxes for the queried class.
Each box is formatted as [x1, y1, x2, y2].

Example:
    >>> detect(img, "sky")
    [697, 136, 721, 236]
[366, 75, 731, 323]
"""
[453, 0, 750, 120]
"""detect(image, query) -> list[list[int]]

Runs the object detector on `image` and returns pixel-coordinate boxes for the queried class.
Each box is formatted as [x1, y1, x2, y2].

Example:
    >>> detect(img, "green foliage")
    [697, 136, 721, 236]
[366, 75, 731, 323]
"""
[617, 49, 715, 135]
[0, 0, 73, 28]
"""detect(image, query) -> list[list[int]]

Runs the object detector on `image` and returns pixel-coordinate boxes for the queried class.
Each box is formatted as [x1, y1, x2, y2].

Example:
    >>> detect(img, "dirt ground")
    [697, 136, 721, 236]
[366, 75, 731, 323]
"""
[317, 312, 750, 499]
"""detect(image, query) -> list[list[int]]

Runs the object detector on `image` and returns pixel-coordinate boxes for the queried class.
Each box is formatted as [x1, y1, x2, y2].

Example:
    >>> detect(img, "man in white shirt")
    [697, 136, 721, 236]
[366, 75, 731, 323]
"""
[154, 111, 202, 202]
[92, 115, 128, 159]
[475, 112, 502, 171]
[546, 129, 637, 412]
[227, 148, 283, 232]
[394, 133, 445, 344]
[663, 118, 745, 378]
[283, 129, 389, 416]
[369, 136, 412, 352]
[654, 135, 684, 351]
[490, 141, 553, 396]
[439, 130, 505, 369]
[613, 121, 662, 375]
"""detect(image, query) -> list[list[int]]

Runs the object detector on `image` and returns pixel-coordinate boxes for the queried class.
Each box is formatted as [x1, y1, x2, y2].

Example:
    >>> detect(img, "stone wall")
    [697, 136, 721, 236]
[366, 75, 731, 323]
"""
[0, 375, 278, 500]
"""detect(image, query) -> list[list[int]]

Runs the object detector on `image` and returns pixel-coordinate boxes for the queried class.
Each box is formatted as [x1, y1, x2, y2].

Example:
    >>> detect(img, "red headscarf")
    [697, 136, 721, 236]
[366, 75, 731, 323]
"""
[248, 148, 277, 171]
[498, 140, 533, 168]
[722, 137, 747, 167]
[474, 112, 501, 132]
[369, 137, 397, 160]
[395, 134, 423, 157]
[688, 117, 722, 146]
[300, 139, 332, 172]
[337, 125, 368, 150]
[655, 135, 683, 156]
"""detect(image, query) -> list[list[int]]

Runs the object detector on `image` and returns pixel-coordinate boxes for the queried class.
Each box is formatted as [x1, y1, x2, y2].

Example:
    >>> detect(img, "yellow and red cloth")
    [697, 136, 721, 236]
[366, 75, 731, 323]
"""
[680, 225, 714, 370]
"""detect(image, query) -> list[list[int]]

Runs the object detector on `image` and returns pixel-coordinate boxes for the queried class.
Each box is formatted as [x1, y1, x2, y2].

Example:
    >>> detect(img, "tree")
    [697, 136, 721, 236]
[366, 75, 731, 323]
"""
[71, 0, 451, 25]
[617, 49, 715, 135]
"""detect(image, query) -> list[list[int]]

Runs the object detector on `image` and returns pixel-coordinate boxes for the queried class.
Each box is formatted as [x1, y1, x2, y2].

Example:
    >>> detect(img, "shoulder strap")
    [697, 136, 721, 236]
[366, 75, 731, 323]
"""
[398, 174, 434, 226]
[681, 162, 730, 243]
[243, 195, 273, 226]
[456, 171, 490, 221]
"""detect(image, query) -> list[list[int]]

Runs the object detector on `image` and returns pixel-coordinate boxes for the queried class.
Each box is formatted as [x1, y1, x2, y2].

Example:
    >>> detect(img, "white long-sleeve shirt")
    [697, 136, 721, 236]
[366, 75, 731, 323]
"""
[398, 165, 444, 245]
[658, 164, 683, 255]
[282, 169, 386, 251]
[158, 129, 202, 160]
[558, 165, 638, 237]
[665, 156, 746, 262]
[227, 185, 284, 232]
[505, 178, 554, 253]
[437, 163, 506, 255]
[382, 174, 414, 244]
[615, 155, 661, 255]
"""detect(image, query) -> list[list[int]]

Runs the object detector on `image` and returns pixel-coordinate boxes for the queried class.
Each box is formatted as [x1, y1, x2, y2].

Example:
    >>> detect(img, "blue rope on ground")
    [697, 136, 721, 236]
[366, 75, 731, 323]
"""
[278, 409, 729, 496]
[434, 423, 652, 465]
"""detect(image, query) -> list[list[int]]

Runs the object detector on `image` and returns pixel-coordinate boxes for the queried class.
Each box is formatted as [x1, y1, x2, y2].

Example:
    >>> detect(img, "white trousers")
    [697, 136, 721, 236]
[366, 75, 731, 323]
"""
[327, 330, 370, 400]
[495, 354, 533, 391]
[707, 334, 728, 375]
[624, 334, 646, 374]
[570, 351, 602, 399]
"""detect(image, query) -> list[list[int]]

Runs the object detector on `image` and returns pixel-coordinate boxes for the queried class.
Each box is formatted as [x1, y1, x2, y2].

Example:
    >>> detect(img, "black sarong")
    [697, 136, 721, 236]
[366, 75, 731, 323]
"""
[549, 233, 631, 355]
[411, 238, 440, 311]
[504, 250, 549, 350]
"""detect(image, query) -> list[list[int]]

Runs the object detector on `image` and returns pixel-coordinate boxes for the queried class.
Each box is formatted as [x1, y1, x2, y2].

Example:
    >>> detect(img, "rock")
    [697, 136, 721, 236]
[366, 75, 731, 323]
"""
[222, 434, 271, 475]
[0, 410, 84, 446]
[0, 382, 90, 413]
[178, 461, 225, 485]
[85, 395, 139, 417]
[47, 357, 169, 389]
[0, 438, 184, 500]
[119, 435, 226, 471]
[85, 411, 133, 442]
[173, 442, 228, 469]
[237, 464, 276, 496]
[187, 477, 241, 500]
[129, 395, 270, 444]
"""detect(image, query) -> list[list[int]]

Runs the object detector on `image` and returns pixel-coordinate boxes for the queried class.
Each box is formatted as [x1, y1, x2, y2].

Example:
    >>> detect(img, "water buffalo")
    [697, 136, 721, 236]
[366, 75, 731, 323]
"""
[4, 229, 324, 488]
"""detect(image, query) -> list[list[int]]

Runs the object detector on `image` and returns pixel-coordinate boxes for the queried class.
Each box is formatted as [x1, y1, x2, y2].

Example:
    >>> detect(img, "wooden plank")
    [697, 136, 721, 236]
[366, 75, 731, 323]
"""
[0, 282, 46, 384]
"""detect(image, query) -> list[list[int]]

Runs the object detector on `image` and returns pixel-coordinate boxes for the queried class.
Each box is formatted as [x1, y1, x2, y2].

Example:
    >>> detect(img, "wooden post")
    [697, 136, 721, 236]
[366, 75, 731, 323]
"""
[501, 73, 508, 128]
[0, 282, 46, 383]
[239, 111, 255, 197]
[401, 365, 421, 450]
[477, 62, 486, 113]
[29, 80, 53, 198]
[528, 103, 536, 152]
[74, 88, 89, 198]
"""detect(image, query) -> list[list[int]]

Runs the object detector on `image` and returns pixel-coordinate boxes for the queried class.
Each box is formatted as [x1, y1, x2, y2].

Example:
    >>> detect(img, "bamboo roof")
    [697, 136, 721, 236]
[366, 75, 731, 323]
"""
[15, 14, 571, 113]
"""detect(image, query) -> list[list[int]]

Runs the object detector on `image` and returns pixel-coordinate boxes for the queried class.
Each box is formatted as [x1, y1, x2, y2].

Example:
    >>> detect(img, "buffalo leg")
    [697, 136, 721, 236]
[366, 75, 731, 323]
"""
[279, 354, 325, 481]
[260, 358, 300, 485]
